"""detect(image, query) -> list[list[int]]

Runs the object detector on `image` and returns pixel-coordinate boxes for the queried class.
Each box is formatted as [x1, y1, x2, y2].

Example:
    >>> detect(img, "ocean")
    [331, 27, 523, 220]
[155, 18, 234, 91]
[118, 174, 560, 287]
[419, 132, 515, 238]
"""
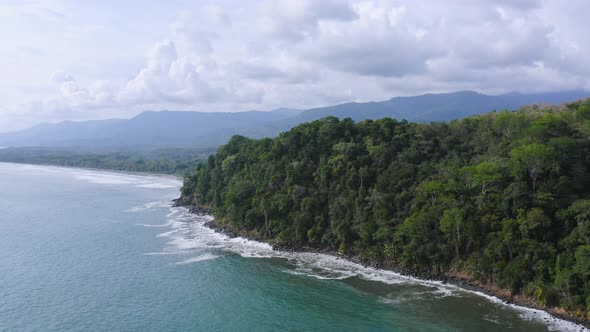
[0, 163, 584, 331]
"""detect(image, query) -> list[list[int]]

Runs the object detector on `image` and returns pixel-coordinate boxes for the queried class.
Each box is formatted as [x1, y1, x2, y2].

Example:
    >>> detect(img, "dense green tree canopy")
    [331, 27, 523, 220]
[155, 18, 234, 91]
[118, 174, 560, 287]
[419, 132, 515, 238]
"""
[182, 99, 590, 314]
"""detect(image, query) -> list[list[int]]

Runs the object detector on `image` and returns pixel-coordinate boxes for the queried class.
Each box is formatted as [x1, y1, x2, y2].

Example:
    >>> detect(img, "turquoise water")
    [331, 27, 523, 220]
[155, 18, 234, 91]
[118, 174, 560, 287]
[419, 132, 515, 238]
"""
[0, 163, 584, 331]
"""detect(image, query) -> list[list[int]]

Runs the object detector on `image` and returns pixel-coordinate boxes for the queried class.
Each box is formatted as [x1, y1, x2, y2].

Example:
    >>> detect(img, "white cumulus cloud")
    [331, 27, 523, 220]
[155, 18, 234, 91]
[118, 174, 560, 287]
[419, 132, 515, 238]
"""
[1, 0, 589, 131]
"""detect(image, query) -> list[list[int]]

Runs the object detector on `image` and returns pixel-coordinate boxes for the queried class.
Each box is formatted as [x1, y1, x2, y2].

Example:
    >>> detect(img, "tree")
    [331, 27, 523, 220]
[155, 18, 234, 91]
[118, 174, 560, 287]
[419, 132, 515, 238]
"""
[517, 208, 550, 240]
[178, 99, 590, 315]
[575, 245, 590, 279]
[472, 162, 502, 195]
[510, 143, 553, 192]
[440, 207, 465, 258]
[577, 104, 590, 120]
[566, 199, 590, 245]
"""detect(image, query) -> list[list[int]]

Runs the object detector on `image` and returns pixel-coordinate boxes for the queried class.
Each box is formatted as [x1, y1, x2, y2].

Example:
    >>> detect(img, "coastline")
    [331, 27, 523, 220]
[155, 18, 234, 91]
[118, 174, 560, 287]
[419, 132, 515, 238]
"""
[173, 198, 590, 330]
[0, 161, 183, 180]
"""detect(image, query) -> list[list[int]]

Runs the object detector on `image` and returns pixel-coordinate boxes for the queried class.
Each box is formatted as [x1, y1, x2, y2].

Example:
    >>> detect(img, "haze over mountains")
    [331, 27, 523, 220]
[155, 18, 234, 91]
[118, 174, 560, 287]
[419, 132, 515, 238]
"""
[1, 90, 588, 150]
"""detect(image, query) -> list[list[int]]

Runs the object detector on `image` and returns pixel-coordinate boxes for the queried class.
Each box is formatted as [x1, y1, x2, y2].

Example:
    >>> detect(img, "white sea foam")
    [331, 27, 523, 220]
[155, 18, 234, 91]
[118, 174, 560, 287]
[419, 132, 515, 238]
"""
[136, 223, 171, 227]
[462, 288, 586, 332]
[379, 287, 455, 305]
[482, 315, 503, 325]
[175, 253, 220, 265]
[284, 268, 355, 280]
[10, 164, 182, 189]
[73, 172, 138, 185]
[152, 206, 588, 332]
[2, 163, 183, 193]
[137, 183, 178, 189]
[126, 201, 172, 213]
[143, 251, 193, 256]
[156, 230, 178, 238]
[60, 168, 181, 189]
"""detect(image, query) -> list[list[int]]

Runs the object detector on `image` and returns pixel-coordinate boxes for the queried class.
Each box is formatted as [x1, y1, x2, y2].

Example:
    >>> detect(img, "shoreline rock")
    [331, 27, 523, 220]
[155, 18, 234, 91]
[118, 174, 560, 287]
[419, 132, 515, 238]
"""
[174, 199, 590, 329]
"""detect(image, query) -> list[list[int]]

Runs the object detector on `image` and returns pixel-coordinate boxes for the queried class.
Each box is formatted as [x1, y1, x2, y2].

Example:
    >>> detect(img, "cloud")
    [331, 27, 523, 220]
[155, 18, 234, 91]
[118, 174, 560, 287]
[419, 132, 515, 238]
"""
[8, 0, 590, 131]
[274, 0, 588, 95]
[442, 7, 552, 69]
[232, 53, 319, 84]
[258, 0, 357, 41]
[31, 10, 262, 118]
[232, 61, 284, 81]
[40, 7, 65, 20]
[204, 4, 231, 26]
[302, 3, 442, 77]
[57, 37, 261, 111]
[288, 1, 558, 80]
[51, 72, 75, 83]
[120, 40, 229, 105]
[489, 0, 542, 10]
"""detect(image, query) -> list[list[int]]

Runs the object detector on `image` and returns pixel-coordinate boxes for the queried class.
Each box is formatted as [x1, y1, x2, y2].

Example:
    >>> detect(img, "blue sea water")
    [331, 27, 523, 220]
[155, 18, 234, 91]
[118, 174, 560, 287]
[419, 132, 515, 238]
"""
[0, 163, 585, 331]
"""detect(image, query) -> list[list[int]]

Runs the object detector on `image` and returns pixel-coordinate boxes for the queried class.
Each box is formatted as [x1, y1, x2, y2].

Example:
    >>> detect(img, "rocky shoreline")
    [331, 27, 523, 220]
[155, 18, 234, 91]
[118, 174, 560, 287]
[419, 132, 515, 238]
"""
[172, 198, 590, 329]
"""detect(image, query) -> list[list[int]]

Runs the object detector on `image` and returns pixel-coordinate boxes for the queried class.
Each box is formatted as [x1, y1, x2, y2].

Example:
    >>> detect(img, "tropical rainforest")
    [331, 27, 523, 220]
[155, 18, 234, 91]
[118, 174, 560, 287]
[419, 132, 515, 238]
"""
[181, 99, 590, 316]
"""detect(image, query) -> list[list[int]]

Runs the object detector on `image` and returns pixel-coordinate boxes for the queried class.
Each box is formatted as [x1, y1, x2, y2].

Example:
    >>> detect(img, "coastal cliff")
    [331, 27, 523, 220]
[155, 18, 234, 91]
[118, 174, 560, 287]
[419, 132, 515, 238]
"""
[178, 99, 590, 326]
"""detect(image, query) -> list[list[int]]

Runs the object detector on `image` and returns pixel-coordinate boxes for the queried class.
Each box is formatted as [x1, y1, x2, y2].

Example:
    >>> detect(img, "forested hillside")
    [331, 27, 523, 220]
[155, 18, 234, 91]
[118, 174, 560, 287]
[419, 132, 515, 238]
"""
[180, 100, 590, 316]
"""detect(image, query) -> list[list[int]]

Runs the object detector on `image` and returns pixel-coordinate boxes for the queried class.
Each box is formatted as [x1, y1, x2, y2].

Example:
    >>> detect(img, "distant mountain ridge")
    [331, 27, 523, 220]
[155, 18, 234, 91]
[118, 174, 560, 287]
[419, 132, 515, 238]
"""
[0, 109, 298, 149]
[295, 90, 590, 123]
[1, 90, 588, 149]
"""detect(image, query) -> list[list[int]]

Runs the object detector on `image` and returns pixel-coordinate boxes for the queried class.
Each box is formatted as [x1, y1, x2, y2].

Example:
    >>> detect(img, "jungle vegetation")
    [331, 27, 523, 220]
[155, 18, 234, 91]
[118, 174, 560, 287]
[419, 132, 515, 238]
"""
[181, 100, 590, 313]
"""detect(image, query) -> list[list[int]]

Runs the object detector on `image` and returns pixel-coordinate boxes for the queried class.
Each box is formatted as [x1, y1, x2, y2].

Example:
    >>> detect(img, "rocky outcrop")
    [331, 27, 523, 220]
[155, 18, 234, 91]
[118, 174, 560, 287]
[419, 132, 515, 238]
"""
[172, 197, 211, 215]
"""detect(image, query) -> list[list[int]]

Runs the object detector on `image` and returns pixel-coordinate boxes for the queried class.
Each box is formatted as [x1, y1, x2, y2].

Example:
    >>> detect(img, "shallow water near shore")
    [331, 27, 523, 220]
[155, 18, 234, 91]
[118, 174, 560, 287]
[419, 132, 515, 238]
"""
[0, 162, 586, 331]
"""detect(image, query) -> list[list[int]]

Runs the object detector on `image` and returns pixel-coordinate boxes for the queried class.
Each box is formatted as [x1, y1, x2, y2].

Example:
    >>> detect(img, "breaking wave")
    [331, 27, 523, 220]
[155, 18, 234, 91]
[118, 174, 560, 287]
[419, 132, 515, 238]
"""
[150, 205, 587, 332]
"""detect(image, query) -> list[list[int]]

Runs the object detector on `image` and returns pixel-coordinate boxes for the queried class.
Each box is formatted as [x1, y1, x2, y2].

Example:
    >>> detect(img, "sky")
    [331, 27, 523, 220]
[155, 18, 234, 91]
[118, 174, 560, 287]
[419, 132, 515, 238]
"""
[0, 0, 589, 132]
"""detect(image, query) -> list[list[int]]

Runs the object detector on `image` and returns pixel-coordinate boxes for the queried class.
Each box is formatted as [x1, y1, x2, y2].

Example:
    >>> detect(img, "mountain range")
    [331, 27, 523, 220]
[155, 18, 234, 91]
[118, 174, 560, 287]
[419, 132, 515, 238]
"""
[1, 90, 588, 150]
